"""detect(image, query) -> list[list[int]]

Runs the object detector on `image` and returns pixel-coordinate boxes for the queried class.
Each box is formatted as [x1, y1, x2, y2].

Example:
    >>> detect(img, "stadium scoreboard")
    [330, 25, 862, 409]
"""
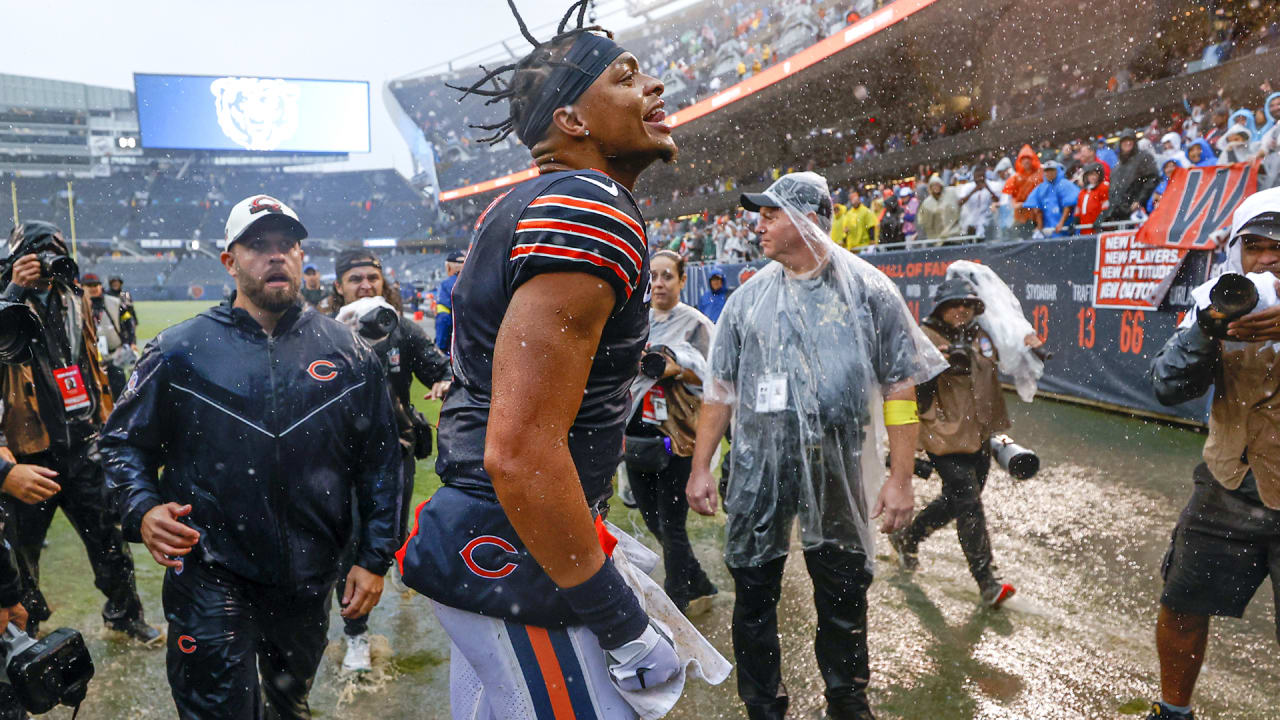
[133, 73, 370, 154]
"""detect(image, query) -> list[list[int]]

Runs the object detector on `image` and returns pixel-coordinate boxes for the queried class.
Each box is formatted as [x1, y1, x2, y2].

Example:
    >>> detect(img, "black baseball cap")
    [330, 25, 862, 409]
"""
[446, 250, 467, 264]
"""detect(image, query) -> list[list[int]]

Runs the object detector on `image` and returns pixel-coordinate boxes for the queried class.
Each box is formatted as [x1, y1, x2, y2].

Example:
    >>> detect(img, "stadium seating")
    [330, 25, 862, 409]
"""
[7, 167, 432, 243]
[389, 0, 855, 191]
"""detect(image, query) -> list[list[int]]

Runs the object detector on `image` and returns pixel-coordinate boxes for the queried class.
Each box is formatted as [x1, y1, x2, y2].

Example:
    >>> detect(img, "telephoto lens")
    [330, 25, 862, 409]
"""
[989, 434, 1040, 480]
[0, 301, 42, 364]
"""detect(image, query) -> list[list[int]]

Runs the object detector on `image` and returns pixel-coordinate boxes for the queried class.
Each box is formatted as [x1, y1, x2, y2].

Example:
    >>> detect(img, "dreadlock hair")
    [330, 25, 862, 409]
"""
[446, 0, 613, 145]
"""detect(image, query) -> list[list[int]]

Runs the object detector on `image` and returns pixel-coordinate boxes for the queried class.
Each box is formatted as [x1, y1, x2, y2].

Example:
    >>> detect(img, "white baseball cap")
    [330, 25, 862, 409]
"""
[224, 195, 308, 248]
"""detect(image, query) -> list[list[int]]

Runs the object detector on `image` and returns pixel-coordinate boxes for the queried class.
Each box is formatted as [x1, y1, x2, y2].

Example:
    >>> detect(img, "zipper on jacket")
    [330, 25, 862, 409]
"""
[266, 334, 294, 587]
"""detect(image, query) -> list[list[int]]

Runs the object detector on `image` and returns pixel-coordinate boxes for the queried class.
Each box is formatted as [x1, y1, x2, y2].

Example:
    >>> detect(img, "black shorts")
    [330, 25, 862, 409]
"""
[1160, 464, 1280, 631]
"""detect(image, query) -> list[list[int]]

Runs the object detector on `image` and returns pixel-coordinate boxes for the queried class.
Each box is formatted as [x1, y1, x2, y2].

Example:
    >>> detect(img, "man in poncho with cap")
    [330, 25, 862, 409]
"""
[1146, 186, 1280, 720]
[687, 172, 947, 720]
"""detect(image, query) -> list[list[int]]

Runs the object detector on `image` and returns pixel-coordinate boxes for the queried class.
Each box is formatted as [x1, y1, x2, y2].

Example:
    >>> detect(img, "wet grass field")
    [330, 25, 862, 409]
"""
[26, 301, 1279, 718]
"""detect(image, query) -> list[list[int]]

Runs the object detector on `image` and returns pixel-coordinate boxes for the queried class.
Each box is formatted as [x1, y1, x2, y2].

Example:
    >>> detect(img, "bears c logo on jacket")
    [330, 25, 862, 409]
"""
[307, 360, 338, 381]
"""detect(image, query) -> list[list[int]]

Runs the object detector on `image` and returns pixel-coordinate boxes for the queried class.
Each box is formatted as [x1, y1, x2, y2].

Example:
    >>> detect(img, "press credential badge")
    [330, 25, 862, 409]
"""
[755, 373, 788, 413]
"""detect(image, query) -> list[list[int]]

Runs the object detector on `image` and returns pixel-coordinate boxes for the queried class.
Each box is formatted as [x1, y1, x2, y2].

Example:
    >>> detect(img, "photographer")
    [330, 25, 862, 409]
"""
[327, 248, 450, 673]
[0, 520, 29, 719]
[890, 278, 1030, 607]
[1145, 187, 1280, 720]
[625, 250, 718, 616]
[81, 273, 134, 399]
[98, 196, 401, 718]
[0, 221, 157, 644]
[104, 276, 138, 342]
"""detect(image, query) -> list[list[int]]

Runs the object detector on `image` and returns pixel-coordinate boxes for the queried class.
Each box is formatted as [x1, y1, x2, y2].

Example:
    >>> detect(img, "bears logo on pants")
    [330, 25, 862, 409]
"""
[460, 536, 519, 579]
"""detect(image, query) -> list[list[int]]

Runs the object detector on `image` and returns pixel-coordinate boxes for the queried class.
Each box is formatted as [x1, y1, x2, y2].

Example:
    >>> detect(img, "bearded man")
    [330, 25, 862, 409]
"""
[98, 194, 402, 719]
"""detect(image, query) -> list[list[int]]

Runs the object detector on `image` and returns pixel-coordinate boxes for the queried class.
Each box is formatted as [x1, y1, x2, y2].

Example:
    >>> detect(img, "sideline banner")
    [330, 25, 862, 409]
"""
[1093, 230, 1190, 311]
[688, 236, 1212, 424]
[1134, 161, 1259, 249]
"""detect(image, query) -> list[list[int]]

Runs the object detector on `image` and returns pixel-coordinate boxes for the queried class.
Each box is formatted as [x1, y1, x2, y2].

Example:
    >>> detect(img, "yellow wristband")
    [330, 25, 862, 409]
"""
[883, 399, 919, 426]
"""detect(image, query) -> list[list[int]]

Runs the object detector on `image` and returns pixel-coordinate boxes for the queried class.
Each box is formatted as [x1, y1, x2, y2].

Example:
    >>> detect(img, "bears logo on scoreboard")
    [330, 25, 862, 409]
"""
[210, 77, 301, 152]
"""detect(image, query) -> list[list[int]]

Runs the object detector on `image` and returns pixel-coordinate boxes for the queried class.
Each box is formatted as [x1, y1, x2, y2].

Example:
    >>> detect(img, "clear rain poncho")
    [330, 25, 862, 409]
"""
[944, 260, 1044, 402]
[705, 172, 948, 571]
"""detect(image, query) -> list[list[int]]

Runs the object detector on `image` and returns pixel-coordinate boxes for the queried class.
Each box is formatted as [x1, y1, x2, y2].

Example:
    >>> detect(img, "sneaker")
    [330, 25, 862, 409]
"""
[618, 483, 637, 509]
[105, 618, 164, 647]
[342, 632, 373, 673]
[1145, 702, 1194, 719]
[980, 582, 1017, 608]
[888, 530, 918, 572]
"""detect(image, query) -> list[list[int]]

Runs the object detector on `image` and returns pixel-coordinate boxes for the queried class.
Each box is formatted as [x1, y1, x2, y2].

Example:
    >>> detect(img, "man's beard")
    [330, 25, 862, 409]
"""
[240, 272, 300, 312]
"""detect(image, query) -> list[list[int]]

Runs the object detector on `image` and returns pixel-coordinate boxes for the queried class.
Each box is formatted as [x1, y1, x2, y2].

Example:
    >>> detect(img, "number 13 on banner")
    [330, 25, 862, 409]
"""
[1032, 305, 1050, 343]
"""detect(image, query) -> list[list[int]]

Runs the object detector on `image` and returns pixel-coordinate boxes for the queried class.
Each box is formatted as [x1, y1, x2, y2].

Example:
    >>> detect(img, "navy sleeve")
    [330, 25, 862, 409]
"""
[98, 341, 170, 543]
[353, 350, 404, 575]
[509, 176, 647, 312]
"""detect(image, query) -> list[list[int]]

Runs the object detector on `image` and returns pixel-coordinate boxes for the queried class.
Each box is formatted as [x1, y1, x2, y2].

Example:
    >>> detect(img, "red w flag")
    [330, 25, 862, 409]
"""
[1135, 161, 1260, 249]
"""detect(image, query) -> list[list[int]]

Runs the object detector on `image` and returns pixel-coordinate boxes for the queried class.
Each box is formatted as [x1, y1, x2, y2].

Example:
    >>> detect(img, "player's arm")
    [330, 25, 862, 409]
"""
[486, 271, 614, 589]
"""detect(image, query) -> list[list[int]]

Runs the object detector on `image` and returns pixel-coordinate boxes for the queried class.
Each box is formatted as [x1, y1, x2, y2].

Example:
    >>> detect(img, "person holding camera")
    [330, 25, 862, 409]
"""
[889, 278, 1028, 607]
[624, 250, 718, 615]
[326, 248, 451, 673]
[80, 273, 135, 400]
[98, 196, 402, 719]
[1145, 187, 1280, 720]
[0, 221, 157, 645]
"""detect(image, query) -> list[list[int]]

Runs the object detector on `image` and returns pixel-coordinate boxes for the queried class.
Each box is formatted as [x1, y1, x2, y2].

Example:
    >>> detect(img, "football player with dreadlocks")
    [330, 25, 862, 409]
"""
[397, 1, 683, 717]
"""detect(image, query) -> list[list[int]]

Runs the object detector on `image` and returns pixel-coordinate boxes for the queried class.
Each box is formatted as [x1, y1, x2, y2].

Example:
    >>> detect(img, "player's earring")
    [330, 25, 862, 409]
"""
[585, 129, 591, 136]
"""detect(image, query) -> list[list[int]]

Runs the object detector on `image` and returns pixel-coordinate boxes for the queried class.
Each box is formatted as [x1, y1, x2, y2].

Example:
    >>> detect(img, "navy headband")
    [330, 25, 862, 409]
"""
[515, 32, 626, 147]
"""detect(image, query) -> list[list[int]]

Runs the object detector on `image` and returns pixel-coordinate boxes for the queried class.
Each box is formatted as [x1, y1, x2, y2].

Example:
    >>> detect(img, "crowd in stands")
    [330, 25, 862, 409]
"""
[397, 0, 1280, 197]
[393, 0, 884, 190]
[646, 82, 1280, 260]
[6, 165, 437, 251]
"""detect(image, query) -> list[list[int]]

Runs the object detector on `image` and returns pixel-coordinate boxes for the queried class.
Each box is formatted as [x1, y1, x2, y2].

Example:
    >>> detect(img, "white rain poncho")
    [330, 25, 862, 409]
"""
[706, 172, 948, 571]
[944, 260, 1044, 402]
[628, 302, 714, 419]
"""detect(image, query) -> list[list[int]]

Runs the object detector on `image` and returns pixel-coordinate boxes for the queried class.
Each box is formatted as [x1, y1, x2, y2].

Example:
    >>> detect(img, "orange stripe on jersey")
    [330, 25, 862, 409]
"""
[510, 244, 632, 296]
[515, 218, 643, 272]
[528, 195, 646, 245]
[525, 627, 578, 720]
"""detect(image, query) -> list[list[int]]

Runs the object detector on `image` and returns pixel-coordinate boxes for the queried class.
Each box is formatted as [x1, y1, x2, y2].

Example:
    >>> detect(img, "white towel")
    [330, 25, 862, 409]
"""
[606, 522, 732, 719]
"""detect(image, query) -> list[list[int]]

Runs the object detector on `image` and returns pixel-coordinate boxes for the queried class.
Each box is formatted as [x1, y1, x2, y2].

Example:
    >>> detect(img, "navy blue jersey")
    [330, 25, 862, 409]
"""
[436, 169, 650, 507]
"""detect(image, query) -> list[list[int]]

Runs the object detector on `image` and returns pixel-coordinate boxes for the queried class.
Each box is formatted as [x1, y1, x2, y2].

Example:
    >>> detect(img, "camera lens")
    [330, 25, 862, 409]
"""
[0, 302, 41, 363]
[358, 306, 399, 339]
[640, 352, 667, 379]
[38, 252, 78, 285]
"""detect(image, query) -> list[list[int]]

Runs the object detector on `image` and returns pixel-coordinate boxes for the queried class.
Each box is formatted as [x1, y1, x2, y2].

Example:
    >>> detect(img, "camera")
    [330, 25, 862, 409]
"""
[2, 622, 94, 714]
[989, 434, 1040, 480]
[0, 302, 41, 364]
[943, 341, 972, 373]
[1, 222, 80, 293]
[357, 305, 400, 340]
[640, 345, 671, 380]
[33, 253, 78, 287]
[1197, 272, 1258, 340]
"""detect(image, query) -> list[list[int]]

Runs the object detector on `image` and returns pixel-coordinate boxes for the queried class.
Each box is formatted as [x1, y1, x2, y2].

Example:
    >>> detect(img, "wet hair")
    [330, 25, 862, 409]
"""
[651, 249, 685, 278]
[447, 0, 613, 146]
